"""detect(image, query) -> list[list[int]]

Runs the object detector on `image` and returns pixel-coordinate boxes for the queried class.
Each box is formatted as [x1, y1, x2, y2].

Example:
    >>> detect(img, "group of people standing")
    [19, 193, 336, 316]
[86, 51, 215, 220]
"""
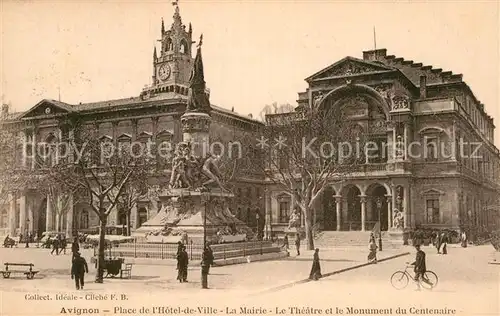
[433, 232, 449, 254]
[281, 233, 301, 256]
[176, 241, 215, 288]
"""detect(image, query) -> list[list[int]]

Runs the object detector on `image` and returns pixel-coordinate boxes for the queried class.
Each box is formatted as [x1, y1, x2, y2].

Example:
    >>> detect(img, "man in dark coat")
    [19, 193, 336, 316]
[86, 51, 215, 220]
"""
[60, 235, 67, 255]
[309, 248, 322, 280]
[51, 236, 60, 255]
[201, 245, 215, 289]
[71, 252, 89, 290]
[410, 244, 427, 291]
[176, 245, 189, 283]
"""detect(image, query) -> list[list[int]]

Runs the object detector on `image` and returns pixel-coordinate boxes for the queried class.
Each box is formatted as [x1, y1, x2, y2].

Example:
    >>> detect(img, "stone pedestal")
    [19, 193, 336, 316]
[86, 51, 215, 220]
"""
[181, 112, 211, 157]
[135, 188, 253, 243]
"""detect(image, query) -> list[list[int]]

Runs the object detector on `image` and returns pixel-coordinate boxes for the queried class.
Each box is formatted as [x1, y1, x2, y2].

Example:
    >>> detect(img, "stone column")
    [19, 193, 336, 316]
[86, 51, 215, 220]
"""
[151, 117, 159, 142]
[265, 190, 272, 239]
[386, 195, 392, 228]
[131, 119, 138, 142]
[130, 204, 138, 230]
[66, 194, 74, 237]
[8, 192, 17, 235]
[68, 129, 74, 163]
[391, 127, 397, 162]
[19, 194, 26, 234]
[27, 199, 34, 232]
[403, 186, 410, 228]
[335, 196, 342, 231]
[112, 121, 118, 144]
[360, 195, 367, 232]
[46, 194, 53, 231]
[391, 186, 397, 228]
[21, 131, 28, 168]
[31, 129, 38, 170]
[403, 124, 408, 161]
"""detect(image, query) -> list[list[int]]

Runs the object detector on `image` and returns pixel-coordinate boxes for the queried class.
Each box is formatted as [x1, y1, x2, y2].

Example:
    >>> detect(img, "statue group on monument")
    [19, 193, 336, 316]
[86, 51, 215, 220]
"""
[169, 142, 227, 192]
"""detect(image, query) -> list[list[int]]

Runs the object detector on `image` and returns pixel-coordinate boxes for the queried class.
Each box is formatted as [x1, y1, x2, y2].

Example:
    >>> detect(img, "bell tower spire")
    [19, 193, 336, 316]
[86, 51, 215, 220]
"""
[142, 0, 195, 98]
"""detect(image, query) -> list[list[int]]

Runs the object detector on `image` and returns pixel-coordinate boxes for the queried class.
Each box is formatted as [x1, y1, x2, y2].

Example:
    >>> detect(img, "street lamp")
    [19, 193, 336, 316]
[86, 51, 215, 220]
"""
[25, 218, 30, 248]
[202, 192, 209, 247]
[256, 212, 260, 240]
[376, 198, 383, 251]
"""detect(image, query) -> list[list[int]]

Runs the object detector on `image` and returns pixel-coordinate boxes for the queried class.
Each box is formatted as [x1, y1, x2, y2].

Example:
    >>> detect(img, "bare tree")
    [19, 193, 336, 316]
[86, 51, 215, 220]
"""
[248, 105, 360, 250]
[47, 126, 149, 283]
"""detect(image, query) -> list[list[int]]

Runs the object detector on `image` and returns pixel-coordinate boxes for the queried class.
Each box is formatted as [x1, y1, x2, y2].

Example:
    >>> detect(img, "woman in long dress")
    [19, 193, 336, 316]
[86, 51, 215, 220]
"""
[439, 232, 448, 254]
[461, 231, 467, 248]
[368, 239, 377, 263]
[309, 248, 322, 280]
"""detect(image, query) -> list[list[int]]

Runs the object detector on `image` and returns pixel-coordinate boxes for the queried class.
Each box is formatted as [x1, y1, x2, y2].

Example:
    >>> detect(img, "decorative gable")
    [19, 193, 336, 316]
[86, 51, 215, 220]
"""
[19, 99, 73, 119]
[420, 189, 445, 196]
[306, 57, 395, 82]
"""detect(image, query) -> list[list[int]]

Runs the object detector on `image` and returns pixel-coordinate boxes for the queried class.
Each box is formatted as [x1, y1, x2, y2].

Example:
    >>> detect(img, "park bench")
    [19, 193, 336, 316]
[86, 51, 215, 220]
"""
[120, 263, 133, 279]
[1, 263, 39, 279]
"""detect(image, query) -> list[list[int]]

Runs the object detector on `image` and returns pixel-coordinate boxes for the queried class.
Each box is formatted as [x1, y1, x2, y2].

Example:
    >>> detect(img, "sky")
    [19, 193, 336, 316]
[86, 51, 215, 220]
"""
[1, 0, 499, 145]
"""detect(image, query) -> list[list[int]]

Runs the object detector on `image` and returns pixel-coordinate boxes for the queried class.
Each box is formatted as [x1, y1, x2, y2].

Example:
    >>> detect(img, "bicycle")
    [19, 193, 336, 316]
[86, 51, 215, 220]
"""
[390, 263, 438, 290]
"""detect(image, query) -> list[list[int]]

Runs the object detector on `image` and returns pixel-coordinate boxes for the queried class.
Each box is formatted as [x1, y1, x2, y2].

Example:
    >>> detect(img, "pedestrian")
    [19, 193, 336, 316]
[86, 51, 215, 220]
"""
[368, 238, 377, 263]
[51, 236, 60, 255]
[295, 234, 301, 256]
[440, 232, 448, 255]
[369, 232, 375, 243]
[201, 245, 214, 289]
[282, 235, 289, 252]
[461, 231, 467, 248]
[60, 235, 67, 255]
[176, 245, 189, 283]
[176, 241, 183, 255]
[71, 238, 80, 258]
[409, 244, 432, 291]
[71, 252, 89, 290]
[309, 248, 322, 280]
[436, 231, 442, 254]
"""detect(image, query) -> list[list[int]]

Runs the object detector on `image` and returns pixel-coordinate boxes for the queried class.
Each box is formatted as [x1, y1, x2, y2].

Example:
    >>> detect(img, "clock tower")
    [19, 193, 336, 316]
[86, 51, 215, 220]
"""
[142, 1, 194, 98]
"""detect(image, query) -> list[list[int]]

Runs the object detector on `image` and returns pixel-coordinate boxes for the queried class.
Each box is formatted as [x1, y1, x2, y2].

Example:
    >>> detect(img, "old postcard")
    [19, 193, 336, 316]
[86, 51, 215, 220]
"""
[0, 1, 499, 316]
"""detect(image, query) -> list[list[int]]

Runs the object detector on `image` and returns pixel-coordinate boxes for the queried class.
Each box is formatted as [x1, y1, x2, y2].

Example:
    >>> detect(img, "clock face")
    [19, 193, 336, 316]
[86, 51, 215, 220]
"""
[158, 64, 171, 80]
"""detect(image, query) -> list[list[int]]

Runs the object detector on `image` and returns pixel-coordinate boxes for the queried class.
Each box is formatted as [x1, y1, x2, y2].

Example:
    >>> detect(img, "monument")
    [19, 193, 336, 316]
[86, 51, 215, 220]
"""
[137, 36, 252, 243]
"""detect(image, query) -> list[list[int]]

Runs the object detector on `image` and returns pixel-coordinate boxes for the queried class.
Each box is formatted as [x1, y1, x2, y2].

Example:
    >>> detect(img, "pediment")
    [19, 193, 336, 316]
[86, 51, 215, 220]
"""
[19, 99, 73, 119]
[420, 189, 445, 196]
[306, 57, 395, 82]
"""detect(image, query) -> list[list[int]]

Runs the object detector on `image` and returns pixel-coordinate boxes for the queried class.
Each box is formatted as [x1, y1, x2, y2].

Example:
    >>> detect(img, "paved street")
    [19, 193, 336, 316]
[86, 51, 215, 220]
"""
[0, 244, 498, 316]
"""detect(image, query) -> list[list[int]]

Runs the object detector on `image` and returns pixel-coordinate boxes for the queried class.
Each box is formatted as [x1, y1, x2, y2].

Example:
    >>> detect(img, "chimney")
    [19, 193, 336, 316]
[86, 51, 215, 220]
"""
[419, 75, 427, 98]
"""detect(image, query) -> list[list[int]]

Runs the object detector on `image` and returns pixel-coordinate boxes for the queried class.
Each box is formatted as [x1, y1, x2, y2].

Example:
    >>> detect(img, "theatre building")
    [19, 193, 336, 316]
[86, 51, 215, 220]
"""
[265, 49, 500, 237]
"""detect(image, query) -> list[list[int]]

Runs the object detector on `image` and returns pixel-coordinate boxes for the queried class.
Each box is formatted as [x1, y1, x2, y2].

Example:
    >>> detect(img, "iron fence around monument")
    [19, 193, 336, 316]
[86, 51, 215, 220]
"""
[96, 240, 280, 261]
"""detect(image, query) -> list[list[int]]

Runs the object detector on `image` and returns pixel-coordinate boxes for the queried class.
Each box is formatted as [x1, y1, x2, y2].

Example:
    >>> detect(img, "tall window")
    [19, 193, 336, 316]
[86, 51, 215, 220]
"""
[279, 201, 290, 223]
[80, 209, 89, 229]
[138, 208, 148, 227]
[426, 199, 440, 224]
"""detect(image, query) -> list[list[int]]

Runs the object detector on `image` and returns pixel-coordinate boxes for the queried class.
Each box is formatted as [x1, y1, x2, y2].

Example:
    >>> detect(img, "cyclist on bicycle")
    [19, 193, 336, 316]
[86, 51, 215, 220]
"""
[410, 244, 427, 291]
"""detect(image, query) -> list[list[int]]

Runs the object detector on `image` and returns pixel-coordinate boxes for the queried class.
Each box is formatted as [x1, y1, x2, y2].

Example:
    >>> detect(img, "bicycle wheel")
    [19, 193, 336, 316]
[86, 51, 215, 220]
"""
[390, 271, 409, 290]
[420, 271, 438, 289]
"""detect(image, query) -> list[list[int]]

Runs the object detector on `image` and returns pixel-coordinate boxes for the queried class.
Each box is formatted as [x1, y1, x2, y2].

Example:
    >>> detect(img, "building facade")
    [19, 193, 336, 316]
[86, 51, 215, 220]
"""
[266, 49, 500, 237]
[0, 5, 265, 238]
[1, 5, 499, 240]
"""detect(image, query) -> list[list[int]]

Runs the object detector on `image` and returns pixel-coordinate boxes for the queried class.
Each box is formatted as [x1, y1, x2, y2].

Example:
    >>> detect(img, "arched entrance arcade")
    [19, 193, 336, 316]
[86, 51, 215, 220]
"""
[365, 183, 390, 231]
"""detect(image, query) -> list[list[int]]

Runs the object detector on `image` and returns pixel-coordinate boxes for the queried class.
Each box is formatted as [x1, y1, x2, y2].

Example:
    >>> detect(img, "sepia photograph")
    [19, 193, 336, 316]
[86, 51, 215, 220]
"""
[0, 0, 499, 315]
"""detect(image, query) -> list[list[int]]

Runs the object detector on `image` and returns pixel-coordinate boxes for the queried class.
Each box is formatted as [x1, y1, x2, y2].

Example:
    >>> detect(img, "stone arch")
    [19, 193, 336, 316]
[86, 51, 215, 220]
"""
[317, 84, 391, 119]
[366, 182, 389, 231]
[179, 39, 188, 54]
